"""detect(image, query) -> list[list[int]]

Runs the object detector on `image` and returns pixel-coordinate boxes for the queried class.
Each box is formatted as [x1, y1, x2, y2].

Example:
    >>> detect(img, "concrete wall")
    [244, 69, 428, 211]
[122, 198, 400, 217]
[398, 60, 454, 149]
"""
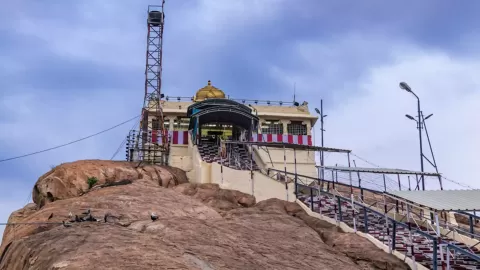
[208, 162, 296, 202]
[190, 145, 212, 184]
[253, 146, 317, 182]
[188, 138, 296, 202]
[169, 145, 191, 170]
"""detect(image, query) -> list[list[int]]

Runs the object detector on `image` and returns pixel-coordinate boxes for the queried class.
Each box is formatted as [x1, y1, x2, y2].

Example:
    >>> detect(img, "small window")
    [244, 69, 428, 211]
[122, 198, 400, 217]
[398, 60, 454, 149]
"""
[261, 120, 283, 134]
[152, 118, 159, 130]
[163, 119, 170, 130]
[287, 121, 307, 135]
[174, 117, 189, 131]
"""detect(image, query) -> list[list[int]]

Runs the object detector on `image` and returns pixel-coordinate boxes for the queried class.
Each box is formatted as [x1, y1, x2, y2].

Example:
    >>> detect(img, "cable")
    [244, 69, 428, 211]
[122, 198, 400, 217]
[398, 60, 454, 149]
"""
[110, 118, 141, 160]
[109, 100, 151, 160]
[441, 176, 475, 190]
[0, 222, 64, 225]
[109, 101, 165, 161]
[350, 152, 382, 168]
[352, 152, 477, 190]
[0, 115, 141, 163]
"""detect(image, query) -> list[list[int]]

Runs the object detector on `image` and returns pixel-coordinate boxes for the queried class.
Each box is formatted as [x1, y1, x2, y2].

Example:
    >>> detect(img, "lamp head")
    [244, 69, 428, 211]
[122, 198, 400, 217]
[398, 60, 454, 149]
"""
[405, 114, 416, 121]
[399, 82, 412, 92]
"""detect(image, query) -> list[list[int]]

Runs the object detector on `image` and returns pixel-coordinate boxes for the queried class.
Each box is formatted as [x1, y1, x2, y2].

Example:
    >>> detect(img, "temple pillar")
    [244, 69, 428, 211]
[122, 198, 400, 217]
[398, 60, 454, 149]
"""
[164, 115, 175, 130]
[280, 120, 290, 134]
[258, 118, 266, 134]
[304, 120, 312, 135]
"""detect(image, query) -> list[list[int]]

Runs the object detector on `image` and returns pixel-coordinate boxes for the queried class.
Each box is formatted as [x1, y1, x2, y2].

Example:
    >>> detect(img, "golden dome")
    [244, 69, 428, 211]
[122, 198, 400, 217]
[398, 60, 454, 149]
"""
[194, 80, 226, 101]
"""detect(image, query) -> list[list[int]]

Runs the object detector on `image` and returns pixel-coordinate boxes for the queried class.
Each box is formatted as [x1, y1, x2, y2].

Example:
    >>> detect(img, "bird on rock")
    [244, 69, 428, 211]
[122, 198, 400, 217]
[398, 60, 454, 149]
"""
[151, 212, 158, 221]
[75, 215, 82, 222]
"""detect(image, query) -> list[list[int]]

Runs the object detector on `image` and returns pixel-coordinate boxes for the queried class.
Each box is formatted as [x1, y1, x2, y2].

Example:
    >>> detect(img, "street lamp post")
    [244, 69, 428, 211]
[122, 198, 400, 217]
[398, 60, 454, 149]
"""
[315, 100, 327, 180]
[399, 82, 425, 190]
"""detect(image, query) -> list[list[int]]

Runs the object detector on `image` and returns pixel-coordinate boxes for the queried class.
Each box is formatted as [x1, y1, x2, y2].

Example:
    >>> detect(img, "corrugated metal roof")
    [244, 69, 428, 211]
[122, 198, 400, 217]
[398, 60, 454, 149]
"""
[388, 190, 480, 211]
[226, 141, 351, 153]
[320, 166, 440, 176]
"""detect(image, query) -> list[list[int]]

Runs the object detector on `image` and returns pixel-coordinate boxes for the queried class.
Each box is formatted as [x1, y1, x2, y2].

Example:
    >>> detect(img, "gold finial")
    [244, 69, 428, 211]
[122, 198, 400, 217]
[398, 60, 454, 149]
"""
[194, 80, 225, 101]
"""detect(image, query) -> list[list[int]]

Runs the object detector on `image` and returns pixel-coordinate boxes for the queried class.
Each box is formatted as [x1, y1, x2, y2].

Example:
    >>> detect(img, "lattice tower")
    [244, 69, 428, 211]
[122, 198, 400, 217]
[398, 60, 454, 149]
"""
[136, 2, 168, 162]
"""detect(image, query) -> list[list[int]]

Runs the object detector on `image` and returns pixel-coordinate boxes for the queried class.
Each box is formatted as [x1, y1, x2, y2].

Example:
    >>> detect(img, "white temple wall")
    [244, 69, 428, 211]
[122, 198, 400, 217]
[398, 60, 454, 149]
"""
[253, 147, 318, 180]
[210, 162, 296, 202]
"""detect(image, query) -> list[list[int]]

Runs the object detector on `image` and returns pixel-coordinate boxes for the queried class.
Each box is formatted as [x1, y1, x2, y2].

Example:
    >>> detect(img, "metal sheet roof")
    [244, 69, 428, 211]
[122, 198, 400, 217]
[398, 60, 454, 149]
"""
[320, 166, 441, 177]
[388, 190, 480, 211]
[225, 141, 351, 153]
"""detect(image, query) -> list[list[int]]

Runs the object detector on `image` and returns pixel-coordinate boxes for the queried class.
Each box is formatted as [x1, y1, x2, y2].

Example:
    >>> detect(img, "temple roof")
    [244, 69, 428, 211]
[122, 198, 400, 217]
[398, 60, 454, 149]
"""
[194, 80, 225, 101]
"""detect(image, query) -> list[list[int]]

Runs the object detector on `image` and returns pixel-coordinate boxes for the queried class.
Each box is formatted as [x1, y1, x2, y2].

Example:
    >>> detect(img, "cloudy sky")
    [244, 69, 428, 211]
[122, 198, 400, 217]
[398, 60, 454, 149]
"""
[1, 0, 480, 237]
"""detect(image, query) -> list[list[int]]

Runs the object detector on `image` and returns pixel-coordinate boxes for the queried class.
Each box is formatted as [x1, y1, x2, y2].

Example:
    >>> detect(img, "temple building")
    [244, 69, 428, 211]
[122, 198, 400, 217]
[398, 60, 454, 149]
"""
[127, 80, 320, 198]
[161, 80, 317, 139]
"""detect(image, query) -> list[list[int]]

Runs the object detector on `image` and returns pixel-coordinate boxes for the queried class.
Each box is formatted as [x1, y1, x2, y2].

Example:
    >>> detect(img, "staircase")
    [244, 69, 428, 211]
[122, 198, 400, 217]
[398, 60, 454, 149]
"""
[298, 192, 480, 269]
[197, 143, 259, 171]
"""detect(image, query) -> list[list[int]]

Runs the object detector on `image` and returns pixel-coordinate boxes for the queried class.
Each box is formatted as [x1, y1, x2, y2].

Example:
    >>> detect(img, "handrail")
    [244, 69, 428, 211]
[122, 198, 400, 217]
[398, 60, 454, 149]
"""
[319, 186, 437, 240]
[268, 168, 382, 194]
[297, 182, 480, 266]
[456, 210, 480, 219]
[446, 243, 480, 262]
[278, 168, 480, 241]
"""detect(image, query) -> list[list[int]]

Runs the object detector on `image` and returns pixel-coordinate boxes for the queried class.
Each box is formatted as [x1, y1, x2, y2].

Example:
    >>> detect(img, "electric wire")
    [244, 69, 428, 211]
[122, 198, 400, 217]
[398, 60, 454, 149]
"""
[441, 176, 475, 190]
[351, 152, 477, 190]
[110, 118, 141, 160]
[0, 114, 142, 163]
[109, 100, 153, 160]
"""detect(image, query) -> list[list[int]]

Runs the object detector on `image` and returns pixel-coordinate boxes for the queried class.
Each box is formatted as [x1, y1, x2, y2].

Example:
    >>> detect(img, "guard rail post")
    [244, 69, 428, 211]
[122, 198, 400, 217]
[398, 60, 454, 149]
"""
[309, 187, 314, 211]
[337, 196, 343, 222]
[363, 206, 368, 233]
[470, 215, 474, 235]
[392, 221, 397, 251]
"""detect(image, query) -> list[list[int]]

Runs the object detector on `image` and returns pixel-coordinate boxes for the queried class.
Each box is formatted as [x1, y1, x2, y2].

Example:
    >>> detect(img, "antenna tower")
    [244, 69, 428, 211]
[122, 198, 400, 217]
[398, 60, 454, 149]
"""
[126, 2, 169, 164]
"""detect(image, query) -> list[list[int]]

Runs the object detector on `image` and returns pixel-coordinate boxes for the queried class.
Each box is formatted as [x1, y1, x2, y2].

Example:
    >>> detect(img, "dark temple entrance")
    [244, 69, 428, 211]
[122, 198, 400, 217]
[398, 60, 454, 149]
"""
[187, 99, 260, 170]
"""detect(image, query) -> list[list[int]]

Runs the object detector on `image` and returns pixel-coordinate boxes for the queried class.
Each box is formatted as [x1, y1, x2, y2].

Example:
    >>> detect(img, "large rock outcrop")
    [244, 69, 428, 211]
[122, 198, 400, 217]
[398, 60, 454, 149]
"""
[32, 160, 188, 207]
[0, 160, 409, 270]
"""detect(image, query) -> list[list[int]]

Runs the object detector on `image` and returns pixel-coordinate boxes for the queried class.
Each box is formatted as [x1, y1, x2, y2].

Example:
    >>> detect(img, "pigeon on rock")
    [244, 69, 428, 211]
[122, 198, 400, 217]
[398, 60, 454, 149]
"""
[151, 212, 158, 221]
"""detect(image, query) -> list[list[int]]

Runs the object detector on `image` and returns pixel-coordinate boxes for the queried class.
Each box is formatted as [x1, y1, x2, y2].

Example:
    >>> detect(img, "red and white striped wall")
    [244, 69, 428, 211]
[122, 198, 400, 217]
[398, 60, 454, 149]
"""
[151, 131, 312, 146]
[251, 134, 312, 146]
[151, 130, 188, 145]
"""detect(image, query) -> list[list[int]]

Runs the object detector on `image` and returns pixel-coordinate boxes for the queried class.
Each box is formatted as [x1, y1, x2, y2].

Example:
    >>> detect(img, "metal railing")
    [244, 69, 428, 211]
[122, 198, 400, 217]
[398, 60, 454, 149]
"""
[295, 182, 480, 269]
[162, 96, 296, 106]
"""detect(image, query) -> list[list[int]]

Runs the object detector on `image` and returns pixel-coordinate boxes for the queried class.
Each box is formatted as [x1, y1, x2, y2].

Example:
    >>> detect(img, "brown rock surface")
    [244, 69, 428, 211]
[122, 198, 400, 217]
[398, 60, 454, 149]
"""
[1, 160, 409, 270]
[32, 159, 188, 207]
